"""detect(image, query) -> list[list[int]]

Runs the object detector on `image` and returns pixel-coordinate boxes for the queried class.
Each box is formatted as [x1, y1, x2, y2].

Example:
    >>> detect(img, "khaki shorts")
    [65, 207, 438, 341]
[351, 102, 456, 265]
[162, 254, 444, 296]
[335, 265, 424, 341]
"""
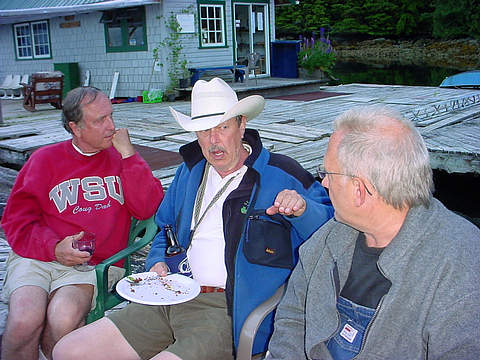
[108, 292, 234, 360]
[2, 251, 125, 309]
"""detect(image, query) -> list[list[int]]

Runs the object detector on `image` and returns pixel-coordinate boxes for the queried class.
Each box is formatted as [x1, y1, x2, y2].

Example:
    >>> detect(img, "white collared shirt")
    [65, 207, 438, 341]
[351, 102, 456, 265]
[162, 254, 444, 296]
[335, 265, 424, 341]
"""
[72, 141, 99, 156]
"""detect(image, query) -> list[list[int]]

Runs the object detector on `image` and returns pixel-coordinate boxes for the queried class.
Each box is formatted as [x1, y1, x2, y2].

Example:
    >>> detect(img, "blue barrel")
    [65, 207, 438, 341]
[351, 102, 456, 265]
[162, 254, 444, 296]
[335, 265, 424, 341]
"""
[270, 40, 301, 78]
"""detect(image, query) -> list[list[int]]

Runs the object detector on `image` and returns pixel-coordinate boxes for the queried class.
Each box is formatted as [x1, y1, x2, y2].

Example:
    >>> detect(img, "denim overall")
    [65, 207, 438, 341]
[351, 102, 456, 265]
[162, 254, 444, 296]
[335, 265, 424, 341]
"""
[325, 296, 375, 359]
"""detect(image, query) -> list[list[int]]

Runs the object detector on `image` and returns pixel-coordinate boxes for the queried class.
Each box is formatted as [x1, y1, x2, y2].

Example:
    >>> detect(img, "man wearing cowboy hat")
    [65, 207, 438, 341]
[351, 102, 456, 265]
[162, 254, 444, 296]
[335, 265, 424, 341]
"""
[54, 78, 333, 360]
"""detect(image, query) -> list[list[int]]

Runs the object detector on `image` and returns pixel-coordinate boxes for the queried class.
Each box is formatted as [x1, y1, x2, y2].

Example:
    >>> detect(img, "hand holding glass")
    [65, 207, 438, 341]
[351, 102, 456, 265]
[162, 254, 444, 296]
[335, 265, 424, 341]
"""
[73, 231, 96, 271]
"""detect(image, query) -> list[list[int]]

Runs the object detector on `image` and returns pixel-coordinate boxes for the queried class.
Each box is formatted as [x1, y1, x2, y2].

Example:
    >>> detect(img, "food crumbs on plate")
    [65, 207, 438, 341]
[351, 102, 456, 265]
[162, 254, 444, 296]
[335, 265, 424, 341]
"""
[127, 276, 142, 284]
[159, 277, 186, 295]
[127, 274, 190, 299]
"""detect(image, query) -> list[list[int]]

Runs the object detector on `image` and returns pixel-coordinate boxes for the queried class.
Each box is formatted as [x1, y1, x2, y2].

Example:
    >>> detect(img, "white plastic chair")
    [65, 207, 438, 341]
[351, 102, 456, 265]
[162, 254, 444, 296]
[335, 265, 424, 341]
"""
[12, 74, 29, 99]
[83, 70, 90, 86]
[0, 74, 14, 98]
[236, 284, 286, 360]
[109, 71, 119, 99]
[4, 74, 21, 99]
[246, 53, 261, 85]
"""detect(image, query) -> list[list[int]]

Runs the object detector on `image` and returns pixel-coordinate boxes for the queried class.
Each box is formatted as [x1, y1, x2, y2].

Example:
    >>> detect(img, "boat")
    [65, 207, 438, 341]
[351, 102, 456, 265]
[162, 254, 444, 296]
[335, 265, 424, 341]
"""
[439, 70, 480, 88]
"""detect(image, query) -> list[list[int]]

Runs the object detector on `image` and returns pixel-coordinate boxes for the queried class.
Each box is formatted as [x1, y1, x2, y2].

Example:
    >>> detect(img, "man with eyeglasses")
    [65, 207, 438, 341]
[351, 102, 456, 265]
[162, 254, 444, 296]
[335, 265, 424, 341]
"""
[266, 105, 480, 359]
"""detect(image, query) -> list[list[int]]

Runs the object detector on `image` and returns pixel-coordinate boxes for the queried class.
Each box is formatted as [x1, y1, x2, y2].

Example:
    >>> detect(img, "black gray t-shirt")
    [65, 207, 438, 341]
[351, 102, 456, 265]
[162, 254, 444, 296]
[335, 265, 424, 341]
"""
[340, 233, 392, 309]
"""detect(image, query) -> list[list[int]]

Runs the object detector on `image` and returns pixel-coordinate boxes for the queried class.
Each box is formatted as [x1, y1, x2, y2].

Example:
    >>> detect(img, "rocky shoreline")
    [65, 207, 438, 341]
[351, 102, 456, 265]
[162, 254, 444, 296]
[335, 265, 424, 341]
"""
[333, 38, 480, 70]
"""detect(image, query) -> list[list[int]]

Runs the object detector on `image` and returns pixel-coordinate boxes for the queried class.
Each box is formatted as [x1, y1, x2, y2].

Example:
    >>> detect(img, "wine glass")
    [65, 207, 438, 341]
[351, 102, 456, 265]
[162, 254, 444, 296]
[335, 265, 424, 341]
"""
[73, 231, 96, 272]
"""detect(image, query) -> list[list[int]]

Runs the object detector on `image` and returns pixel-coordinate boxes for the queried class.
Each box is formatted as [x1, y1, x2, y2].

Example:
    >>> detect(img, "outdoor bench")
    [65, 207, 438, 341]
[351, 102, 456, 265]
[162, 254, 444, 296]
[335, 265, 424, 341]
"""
[189, 65, 248, 86]
[22, 71, 64, 112]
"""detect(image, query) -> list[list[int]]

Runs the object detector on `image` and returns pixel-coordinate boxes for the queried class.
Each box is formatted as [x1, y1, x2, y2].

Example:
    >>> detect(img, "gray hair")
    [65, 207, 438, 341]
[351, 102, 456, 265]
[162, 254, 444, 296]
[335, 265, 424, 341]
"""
[236, 115, 243, 126]
[333, 105, 434, 209]
[62, 86, 103, 134]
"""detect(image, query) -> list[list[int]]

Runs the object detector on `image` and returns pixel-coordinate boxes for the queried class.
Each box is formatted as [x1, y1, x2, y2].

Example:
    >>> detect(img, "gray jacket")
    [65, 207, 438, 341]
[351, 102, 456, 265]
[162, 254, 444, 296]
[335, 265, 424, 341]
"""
[267, 198, 480, 359]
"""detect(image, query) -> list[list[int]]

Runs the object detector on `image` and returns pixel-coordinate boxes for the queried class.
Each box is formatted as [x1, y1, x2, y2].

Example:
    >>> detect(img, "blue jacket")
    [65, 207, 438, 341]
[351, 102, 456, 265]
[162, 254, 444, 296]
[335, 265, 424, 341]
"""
[146, 129, 333, 354]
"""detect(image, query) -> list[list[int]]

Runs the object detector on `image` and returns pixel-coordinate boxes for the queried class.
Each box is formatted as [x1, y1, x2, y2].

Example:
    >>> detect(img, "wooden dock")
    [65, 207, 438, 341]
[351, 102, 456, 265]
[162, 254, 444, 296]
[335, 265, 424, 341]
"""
[1, 82, 479, 188]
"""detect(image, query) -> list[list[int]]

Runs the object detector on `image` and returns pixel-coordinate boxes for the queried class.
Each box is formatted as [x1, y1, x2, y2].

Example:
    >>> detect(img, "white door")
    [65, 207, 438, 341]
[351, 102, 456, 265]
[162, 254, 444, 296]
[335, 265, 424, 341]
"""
[234, 3, 270, 76]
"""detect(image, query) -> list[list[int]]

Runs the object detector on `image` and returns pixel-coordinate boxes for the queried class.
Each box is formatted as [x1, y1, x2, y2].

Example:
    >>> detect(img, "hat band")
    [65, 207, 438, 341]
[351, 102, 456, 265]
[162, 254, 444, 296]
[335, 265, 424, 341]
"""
[191, 112, 224, 121]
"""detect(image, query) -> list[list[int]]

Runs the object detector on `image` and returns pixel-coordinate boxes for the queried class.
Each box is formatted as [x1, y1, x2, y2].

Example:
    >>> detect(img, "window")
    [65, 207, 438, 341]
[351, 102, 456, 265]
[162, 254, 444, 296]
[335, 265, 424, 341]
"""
[101, 6, 147, 52]
[199, 2, 226, 47]
[13, 20, 51, 60]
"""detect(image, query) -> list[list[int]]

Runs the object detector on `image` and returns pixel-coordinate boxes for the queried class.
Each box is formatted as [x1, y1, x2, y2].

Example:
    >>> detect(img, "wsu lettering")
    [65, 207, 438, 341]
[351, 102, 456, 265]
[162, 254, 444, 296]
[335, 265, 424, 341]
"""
[49, 176, 124, 213]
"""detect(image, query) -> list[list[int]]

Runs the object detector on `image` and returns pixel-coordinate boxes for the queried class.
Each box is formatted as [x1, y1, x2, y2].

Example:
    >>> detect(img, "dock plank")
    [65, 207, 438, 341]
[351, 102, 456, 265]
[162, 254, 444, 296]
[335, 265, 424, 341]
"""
[0, 133, 70, 151]
[165, 133, 197, 144]
[250, 123, 331, 140]
[420, 108, 480, 133]
[0, 125, 39, 139]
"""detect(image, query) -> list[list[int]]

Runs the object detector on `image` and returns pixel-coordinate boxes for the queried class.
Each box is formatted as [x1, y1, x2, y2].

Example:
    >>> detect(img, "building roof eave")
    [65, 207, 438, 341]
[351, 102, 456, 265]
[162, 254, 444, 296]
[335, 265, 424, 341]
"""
[0, 0, 161, 25]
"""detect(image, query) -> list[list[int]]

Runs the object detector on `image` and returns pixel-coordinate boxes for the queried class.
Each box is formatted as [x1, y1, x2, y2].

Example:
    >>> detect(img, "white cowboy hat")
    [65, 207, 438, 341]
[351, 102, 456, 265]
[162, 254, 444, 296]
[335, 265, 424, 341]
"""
[169, 77, 265, 131]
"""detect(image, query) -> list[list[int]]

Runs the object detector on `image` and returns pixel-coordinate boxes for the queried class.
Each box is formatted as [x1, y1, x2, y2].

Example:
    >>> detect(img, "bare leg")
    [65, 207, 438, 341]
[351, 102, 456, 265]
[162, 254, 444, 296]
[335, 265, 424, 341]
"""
[1, 286, 48, 360]
[52, 317, 140, 360]
[41, 284, 94, 359]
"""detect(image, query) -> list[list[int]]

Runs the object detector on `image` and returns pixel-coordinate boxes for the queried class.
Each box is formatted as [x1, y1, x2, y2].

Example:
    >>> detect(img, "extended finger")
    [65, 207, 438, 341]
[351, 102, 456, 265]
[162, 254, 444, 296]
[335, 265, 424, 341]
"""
[71, 231, 84, 241]
[265, 205, 279, 215]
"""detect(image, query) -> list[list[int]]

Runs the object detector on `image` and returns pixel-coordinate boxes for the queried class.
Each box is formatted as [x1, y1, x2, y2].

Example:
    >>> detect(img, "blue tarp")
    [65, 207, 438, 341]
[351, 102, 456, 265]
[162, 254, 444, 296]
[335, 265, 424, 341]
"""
[439, 70, 480, 88]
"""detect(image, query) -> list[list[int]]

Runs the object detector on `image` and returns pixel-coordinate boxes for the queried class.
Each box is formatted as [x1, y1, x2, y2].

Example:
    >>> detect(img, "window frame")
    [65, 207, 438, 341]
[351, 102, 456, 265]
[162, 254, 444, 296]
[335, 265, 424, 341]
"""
[197, 1, 228, 49]
[103, 6, 148, 53]
[13, 20, 52, 60]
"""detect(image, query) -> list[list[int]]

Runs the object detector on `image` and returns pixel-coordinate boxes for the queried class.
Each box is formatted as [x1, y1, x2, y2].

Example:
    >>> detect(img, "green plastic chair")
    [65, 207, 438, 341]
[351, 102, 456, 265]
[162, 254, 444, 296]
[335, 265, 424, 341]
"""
[86, 216, 158, 324]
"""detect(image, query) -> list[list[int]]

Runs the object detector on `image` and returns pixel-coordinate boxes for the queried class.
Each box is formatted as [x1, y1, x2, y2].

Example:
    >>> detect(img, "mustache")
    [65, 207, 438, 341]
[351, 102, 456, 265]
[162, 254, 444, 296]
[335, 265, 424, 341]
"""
[208, 145, 226, 153]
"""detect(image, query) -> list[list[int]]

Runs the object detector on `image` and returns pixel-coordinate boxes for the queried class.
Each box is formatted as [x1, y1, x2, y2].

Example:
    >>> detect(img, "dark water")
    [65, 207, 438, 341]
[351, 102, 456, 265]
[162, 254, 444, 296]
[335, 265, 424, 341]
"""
[434, 171, 480, 227]
[331, 61, 460, 87]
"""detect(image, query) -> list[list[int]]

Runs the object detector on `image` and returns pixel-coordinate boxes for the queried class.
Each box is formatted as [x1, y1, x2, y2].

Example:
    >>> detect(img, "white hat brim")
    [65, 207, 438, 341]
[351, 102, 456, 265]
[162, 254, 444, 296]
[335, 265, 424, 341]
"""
[169, 95, 265, 132]
[169, 107, 224, 132]
[222, 95, 265, 125]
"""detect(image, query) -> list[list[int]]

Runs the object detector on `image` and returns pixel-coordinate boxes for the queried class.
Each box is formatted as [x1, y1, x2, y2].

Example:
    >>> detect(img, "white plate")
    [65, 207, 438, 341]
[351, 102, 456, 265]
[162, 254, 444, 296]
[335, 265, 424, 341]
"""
[116, 272, 200, 305]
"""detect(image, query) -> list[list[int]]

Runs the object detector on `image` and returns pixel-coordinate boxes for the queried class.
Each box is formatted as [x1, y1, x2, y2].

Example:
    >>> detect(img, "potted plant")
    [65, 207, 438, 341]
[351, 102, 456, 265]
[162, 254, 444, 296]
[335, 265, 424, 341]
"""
[298, 31, 336, 80]
[178, 58, 191, 88]
[163, 88, 176, 102]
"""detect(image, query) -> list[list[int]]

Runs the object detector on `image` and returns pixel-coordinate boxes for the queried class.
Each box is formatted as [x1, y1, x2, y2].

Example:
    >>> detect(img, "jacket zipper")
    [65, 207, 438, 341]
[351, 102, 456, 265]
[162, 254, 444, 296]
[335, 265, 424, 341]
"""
[232, 181, 259, 340]
[353, 263, 390, 359]
[325, 260, 341, 343]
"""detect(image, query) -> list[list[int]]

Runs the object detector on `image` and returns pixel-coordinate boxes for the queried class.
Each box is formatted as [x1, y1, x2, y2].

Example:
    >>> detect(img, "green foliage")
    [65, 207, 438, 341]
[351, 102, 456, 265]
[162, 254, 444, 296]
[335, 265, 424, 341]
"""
[298, 41, 337, 75]
[154, 9, 194, 92]
[432, 0, 479, 39]
[275, 0, 332, 38]
[396, 0, 433, 36]
[332, 17, 369, 35]
[363, 1, 399, 36]
[275, 0, 478, 40]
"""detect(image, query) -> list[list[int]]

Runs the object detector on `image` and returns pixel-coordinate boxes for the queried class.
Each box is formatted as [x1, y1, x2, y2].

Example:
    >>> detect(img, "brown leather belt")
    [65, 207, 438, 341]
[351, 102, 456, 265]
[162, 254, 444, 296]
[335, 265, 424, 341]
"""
[200, 286, 225, 293]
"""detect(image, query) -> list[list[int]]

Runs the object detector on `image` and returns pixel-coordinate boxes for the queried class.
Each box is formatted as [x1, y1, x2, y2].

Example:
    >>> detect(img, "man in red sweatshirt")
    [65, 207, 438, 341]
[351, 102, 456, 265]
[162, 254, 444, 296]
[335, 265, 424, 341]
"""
[0, 86, 164, 360]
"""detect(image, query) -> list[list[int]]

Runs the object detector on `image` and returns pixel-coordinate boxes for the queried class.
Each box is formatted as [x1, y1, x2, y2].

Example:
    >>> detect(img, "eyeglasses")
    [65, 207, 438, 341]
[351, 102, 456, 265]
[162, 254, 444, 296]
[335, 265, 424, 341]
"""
[316, 166, 373, 196]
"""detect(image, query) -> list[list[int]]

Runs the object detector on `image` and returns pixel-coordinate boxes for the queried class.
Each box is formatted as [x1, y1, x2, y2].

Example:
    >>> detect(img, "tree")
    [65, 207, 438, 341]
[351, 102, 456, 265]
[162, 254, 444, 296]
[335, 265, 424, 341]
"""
[275, 0, 331, 38]
[274, 0, 478, 40]
[363, 0, 399, 36]
[433, 0, 480, 39]
[396, 0, 433, 36]
[433, 0, 468, 38]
